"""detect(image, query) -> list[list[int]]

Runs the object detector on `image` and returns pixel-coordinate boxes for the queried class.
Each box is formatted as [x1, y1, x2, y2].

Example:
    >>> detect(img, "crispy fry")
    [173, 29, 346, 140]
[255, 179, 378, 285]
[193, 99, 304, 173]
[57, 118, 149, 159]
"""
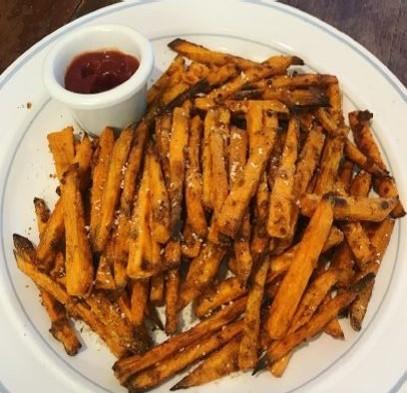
[185, 115, 207, 237]
[314, 136, 345, 195]
[179, 242, 226, 309]
[181, 222, 202, 258]
[315, 107, 345, 137]
[270, 352, 292, 377]
[209, 109, 229, 214]
[373, 176, 406, 218]
[113, 297, 246, 383]
[47, 127, 75, 180]
[130, 279, 149, 327]
[350, 218, 395, 330]
[293, 126, 325, 197]
[94, 239, 116, 290]
[300, 194, 397, 222]
[250, 73, 337, 90]
[195, 56, 303, 110]
[344, 140, 387, 177]
[33, 201, 81, 355]
[251, 172, 270, 258]
[194, 276, 246, 318]
[268, 226, 343, 283]
[239, 258, 270, 370]
[150, 274, 165, 306]
[267, 198, 333, 339]
[267, 118, 299, 238]
[73, 134, 94, 189]
[224, 99, 289, 114]
[268, 290, 357, 362]
[165, 269, 180, 335]
[324, 317, 345, 339]
[149, 146, 171, 243]
[90, 127, 115, 246]
[171, 335, 241, 390]
[34, 197, 50, 236]
[127, 320, 243, 391]
[14, 235, 129, 357]
[349, 110, 386, 170]
[336, 159, 354, 195]
[202, 109, 214, 210]
[148, 55, 185, 106]
[94, 127, 133, 252]
[169, 106, 190, 235]
[340, 170, 374, 266]
[289, 269, 338, 333]
[216, 108, 278, 238]
[168, 38, 257, 70]
[35, 198, 65, 270]
[127, 164, 154, 279]
[62, 165, 93, 296]
[327, 82, 342, 124]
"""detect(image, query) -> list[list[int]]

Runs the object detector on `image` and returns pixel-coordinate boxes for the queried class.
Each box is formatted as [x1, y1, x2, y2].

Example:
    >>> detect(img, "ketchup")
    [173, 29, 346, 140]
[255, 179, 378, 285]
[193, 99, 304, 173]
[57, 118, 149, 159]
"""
[64, 50, 139, 94]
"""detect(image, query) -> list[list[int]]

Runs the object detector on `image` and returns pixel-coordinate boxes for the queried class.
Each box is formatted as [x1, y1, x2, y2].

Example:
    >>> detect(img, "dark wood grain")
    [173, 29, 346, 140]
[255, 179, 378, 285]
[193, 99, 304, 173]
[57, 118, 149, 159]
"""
[280, 0, 407, 86]
[0, 0, 406, 87]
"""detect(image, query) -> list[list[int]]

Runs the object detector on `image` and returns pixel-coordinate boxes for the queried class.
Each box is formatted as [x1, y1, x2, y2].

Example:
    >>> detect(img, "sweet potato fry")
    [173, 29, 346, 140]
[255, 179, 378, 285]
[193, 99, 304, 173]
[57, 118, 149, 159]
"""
[315, 107, 345, 137]
[73, 134, 94, 189]
[216, 108, 278, 238]
[251, 73, 337, 90]
[344, 140, 387, 177]
[251, 172, 270, 258]
[34, 197, 50, 235]
[171, 335, 241, 390]
[113, 297, 246, 383]
[349, 110, 386, 170]
[89, 127, 115, 246]
[270, 353, 292, 377]
[289, 269, 338, 333]
[349, 218, 395, 330]
[267, 118, 299, 238]
[185, 115, 207, 237]
[373, 176, 406, 218]
[195, 56, 303, 109]
[327, 82, 342, 124]
[209, 109, 229, 214]
[148, 55, 185, 106]
[47, 127, 75, 180]
[94, 127, 133, 252]
[179, 242, 227, 309]
[335, 159, 354, 195]
[293, 126, 325, 197]
[126, 320, 243, 391]
[62, 165, 93, 296]
[202, 109, 214, 210]
[223, 99, 289, 114]
[268, 226, 343, 283]
[35, 198, 65, 270]
[127, 164, 154, 279]
[94, 251, 116, 290]
[267, 290, 357, 362]
[340, 170, 374, 266]
[181, 222, 202, 258]
[33, 201, 82, 355]
[148, 146, 171, 243]
[169, 106, 190, 235]
[195, 276, 246, 318]
[168, 38, 256, 70]
[150, 274, 165, 306]
[130, 279, 149, 327]
[314, 136, 345, 195]
[267, 197, 333, 339]
[239, 257, 270, 370]
[300, 194, 397, 222]
[165, 269, 180, 335]
[155, 114, 172, 185]
[323, 316, 345, 339]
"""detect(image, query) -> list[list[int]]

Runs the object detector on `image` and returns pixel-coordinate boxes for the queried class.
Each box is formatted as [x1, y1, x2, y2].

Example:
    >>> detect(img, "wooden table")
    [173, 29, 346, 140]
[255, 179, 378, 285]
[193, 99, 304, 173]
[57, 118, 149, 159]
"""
[1, 0, 406, 86]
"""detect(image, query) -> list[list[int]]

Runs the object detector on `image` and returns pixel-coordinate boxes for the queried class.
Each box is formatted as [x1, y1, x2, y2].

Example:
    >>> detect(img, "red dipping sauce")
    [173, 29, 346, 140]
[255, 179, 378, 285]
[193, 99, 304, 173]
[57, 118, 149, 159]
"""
[64, 50, 139, 94]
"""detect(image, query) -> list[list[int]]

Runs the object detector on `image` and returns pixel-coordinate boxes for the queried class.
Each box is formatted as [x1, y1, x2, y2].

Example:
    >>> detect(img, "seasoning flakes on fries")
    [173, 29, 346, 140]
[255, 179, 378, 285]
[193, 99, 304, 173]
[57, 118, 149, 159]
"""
[12, 38, 404, 391]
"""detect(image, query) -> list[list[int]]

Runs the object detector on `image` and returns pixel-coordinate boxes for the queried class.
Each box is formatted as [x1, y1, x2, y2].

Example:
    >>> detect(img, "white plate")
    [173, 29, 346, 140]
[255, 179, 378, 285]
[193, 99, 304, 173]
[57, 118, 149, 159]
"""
[0, 1, 406, 392]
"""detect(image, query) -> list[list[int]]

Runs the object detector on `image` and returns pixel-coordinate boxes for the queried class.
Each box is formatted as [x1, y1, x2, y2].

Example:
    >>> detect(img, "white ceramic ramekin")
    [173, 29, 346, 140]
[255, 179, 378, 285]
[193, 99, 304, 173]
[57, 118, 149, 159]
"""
[43, 24, 153, 136]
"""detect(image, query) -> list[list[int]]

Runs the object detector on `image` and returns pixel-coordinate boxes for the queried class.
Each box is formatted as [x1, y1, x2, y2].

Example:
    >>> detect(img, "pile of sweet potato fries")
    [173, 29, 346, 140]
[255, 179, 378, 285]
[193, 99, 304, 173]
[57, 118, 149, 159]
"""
[13, 39, 404, 391]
